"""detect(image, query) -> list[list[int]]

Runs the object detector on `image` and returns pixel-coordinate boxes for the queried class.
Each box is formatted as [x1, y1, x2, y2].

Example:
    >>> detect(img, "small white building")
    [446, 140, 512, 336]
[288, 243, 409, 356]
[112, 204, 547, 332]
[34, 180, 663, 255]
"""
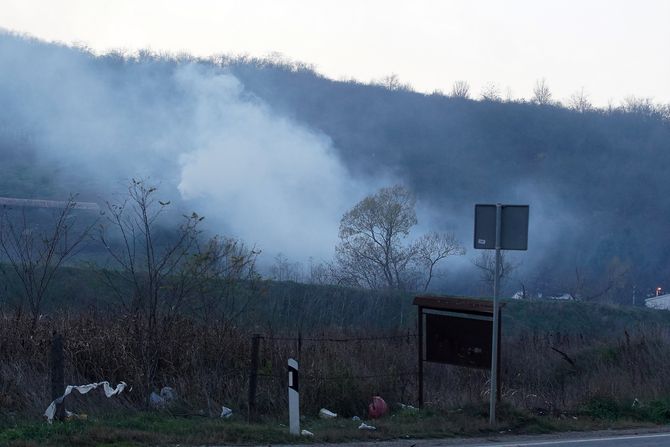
[645, 294, 670, 310]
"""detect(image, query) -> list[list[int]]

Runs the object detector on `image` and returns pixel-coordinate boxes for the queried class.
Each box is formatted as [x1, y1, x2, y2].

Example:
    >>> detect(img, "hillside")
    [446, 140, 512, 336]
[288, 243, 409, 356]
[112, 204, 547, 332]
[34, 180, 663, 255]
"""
[1, 32, 669, 301]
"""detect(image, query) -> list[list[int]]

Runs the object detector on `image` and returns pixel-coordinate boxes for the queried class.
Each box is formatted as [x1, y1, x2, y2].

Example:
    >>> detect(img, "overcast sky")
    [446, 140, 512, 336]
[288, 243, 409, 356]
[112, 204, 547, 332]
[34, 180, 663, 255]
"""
[1, 0, 668, 106]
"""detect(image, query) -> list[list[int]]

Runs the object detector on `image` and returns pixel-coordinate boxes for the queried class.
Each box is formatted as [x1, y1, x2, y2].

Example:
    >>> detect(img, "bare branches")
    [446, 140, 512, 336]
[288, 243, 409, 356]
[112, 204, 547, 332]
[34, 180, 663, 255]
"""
[414, 231, 465, 291]
[374, 74, 413, 92]
[473, 250, 518, 295]
[451, 80, 471, 99]
[190, 236, 260, 324]
[480, 82, 501, 102]
[0, 195, 96, 328]
[98, 179, 203, 324]
[532, 78, 552, 105]
[569, 87, 592, 113]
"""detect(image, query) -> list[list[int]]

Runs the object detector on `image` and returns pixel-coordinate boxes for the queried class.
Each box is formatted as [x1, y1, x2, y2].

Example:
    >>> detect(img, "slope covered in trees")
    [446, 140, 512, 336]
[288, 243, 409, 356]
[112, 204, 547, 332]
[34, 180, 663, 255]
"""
[1, 32, 669, 302]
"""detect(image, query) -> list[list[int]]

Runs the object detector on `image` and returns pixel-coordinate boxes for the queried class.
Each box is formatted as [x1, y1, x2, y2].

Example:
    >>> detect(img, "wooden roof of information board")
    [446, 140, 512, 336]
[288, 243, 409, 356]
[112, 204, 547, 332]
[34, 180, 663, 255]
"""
[413, 295, 505, 314]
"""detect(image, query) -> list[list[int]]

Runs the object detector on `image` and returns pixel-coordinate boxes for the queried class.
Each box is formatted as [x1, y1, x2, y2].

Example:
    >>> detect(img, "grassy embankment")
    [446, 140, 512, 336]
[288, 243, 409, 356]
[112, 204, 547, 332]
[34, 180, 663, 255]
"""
[3, 400, 670, 447]
[4, 266, 670, 445]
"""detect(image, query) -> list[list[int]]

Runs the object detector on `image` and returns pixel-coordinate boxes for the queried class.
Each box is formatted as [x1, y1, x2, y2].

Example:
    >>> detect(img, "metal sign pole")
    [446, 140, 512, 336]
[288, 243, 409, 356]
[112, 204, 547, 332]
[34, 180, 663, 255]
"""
[288, 358, 300, 435]
[489, 203, 502, 425]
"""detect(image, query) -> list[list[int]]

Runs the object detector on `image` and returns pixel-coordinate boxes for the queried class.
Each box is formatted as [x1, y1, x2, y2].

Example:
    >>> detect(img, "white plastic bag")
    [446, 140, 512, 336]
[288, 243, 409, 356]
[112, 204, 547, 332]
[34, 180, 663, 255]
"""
[44, 381, 127, 423]
[220, 406, 233, 418]
[318, 408, 337, 419]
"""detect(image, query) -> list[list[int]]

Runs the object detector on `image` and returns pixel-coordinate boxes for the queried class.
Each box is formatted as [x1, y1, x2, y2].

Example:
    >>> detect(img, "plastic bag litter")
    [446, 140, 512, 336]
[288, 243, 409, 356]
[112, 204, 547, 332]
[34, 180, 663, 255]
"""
[352, 416, 361, 421]
[44, 381, 127, 423]
[220, 406, 233, 418]
[398, 403, 418, 411]
[368, 395, 388, 419]
[318, 408, 337, 419]
[65, 410, 88, 421]
[160, 386, 177, 402]
[149, 387, 178, 409]
[301, 429, 314, 436]
[358, 422, 376, 430]
[149, 392, 165, 409]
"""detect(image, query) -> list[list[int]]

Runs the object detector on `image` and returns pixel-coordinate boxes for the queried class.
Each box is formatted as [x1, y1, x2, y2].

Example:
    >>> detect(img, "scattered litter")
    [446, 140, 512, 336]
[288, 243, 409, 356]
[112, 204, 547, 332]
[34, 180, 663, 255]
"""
[358, 422, 376, 430]
[150, 387, 178, 409]
[352, 416, 361, 421]
[160, 386, 177, 403]
[149, 392, 165, 409]
[368, 396, 388, 419]
[220, 406, 233, 418]
[65, 410, 87, 421]
[301, 429, 314, 436]
[319, 408, 337, 419]
[44, 381, 127, 423]
[398, 403, 418, 411]
[632, 398, 642, 408]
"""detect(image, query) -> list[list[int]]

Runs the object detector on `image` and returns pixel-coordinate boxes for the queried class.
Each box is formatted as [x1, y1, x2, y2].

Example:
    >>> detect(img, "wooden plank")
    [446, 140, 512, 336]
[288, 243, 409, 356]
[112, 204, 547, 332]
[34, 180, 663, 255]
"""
[413, 295, 504, 314]
[0, 197, 99, 210]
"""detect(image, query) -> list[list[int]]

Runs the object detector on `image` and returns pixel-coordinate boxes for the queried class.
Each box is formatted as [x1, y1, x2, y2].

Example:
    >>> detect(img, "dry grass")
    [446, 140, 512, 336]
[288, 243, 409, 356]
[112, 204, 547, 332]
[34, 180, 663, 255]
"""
[2, 308, 670, 424]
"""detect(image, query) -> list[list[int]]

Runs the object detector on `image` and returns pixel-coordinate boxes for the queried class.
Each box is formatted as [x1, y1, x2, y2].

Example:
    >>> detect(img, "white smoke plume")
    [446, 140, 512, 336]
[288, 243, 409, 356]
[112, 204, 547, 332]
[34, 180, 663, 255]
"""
[0, 34, 373, 262]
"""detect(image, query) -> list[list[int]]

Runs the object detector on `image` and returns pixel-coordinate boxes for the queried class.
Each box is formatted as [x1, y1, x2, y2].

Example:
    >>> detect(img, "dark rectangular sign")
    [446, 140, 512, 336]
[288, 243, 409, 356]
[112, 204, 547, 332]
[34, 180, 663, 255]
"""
[474, 204, 529, 250]
[424, 310, 493, 369]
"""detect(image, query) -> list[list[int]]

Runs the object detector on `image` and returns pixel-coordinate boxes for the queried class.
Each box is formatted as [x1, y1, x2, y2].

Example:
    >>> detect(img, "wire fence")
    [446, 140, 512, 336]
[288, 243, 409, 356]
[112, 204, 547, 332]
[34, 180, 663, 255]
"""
[263, 334, 417, 343]
[244, 330, 420, 417]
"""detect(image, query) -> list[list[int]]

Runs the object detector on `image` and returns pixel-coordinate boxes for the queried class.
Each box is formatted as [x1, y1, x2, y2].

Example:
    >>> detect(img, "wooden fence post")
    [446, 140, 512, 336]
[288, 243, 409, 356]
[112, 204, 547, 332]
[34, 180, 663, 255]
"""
[50, 332, 65, 421]
[297, 331, 302, 360]
[247, 334, 261, 422]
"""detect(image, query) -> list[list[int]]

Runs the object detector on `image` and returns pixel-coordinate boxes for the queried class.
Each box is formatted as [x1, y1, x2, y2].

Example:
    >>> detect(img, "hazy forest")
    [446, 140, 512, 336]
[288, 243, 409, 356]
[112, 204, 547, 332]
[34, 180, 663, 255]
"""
[2, 31, 670, 438]
[1, 32, 670, 303]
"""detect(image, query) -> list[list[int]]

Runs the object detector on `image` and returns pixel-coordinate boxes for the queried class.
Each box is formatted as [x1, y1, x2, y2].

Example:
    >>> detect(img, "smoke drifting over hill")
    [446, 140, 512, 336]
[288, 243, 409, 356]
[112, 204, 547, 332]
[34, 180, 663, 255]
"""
[2, 32, 670, 300]
[0, 33, 377, 261]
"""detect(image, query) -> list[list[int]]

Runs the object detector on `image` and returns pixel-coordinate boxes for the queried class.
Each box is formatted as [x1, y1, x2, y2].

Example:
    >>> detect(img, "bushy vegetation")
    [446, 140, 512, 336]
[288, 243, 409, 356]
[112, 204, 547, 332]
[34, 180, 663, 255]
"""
[3, 291, 670, 420]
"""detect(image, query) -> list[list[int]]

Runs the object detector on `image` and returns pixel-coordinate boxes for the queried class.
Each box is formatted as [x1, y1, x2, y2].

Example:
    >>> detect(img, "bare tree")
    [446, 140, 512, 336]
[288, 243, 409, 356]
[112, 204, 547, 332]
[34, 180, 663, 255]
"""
[570, 258, 631, 303]
[504, 86, 515, 103]
[0, 196, 95, 329]
[622, 95, 656, 115]
[306, 257, 335, 285]
[473, 250, 518, 295]
[190, 236, 260, 325]
[451, 80, 471, 99]
[569, 87, 592, 112]
[376, 74, 413, 92]
[414, 231, 465, 291]
[532, 78, 552, 105]
[480, 82, 501, 101]
[98, 179, 204, 404]
[270, 252, 303, 282]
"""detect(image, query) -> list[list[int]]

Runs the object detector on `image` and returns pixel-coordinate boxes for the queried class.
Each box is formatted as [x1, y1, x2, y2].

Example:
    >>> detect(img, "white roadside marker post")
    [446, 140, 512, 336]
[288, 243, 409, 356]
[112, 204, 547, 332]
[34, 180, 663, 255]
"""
[288, 358, 300, 435]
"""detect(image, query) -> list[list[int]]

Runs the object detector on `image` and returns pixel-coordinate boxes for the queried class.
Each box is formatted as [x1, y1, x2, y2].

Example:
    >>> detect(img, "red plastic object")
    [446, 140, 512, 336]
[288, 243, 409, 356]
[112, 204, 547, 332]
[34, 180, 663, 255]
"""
[368, 396, 388, 419]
